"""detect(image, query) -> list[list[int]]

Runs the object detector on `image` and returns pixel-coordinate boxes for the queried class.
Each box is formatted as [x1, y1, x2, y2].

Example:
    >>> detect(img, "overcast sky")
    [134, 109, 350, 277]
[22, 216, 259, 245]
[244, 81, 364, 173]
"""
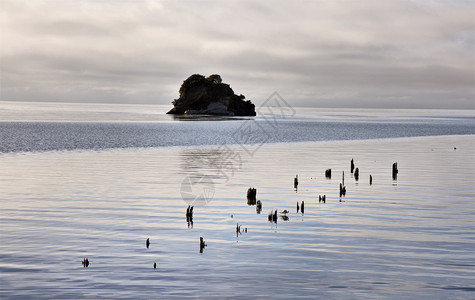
[1, 0, 474, 108]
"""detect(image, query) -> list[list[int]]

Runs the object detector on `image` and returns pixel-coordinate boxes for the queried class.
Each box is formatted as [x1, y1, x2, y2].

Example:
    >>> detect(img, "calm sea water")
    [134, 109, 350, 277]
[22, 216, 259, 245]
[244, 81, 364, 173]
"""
[0, 102, 473, 153]
[0, 102, 474, 299]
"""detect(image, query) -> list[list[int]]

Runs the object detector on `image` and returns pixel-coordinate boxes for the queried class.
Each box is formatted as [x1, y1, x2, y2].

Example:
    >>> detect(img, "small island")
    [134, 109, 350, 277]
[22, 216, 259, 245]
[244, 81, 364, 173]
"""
[166, 74, 256, 116]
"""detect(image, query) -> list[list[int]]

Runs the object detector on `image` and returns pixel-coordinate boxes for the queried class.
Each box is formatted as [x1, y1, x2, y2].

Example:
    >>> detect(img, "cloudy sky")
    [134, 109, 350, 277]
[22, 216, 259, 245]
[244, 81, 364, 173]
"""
[1, 0, 474, 108]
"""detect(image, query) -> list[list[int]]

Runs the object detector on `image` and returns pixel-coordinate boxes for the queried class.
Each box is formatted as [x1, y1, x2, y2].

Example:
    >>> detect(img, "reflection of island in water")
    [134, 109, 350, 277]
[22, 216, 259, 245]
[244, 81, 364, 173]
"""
[171, 114, 253, 121]
[179, 146, 247, 205]
[179, 146, 246, 181]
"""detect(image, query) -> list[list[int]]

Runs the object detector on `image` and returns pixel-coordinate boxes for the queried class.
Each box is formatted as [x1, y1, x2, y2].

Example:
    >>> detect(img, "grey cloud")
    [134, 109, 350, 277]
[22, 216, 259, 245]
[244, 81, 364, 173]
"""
[1, 0, 473, 108]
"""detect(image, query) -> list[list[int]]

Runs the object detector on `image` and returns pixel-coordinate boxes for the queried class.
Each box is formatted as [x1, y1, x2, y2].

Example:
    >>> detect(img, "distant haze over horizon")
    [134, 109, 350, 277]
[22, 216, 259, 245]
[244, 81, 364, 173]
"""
[1, 0, 474, 109]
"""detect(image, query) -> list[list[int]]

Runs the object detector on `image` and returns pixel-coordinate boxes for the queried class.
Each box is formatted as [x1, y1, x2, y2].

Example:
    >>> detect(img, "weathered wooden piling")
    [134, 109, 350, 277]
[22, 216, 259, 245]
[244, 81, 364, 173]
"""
[325, 169, 332, 179]
[200, 237, 207, 253]
[186, 205, 193, 218]
[342, 171, 345, 186]
[256, 200, 262, 214]
[354, 168, 359, 181]
[236, 223, 241, 236]
[370, 174, 373, 185]
[247, 187, 257, 198]
[82, 258, 89, 268]
[247, 187, 257, 205]
[392, 162, 398, 180]
[154, 262, 156, 269]
[186, 205, 194, 224]
[319, 195, 326, 203]
[297, 201, 300, 213]
[339, 183, 346, 197]
[301, 201, 305, 213]
[146, 238, 150, 249]
[268, 210, 278, 223]
[351, 159, 355, 174]
[294, 175, 299, 189]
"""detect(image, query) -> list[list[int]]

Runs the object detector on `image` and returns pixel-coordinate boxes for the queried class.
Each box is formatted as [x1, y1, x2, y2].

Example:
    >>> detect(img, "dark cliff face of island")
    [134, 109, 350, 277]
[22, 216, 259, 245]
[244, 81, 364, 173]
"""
[166, 74, 256, 116]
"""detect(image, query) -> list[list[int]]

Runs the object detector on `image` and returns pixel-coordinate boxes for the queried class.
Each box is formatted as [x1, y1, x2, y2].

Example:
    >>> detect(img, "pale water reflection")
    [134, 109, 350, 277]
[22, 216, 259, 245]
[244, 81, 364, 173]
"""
[0, 135, 474, 298]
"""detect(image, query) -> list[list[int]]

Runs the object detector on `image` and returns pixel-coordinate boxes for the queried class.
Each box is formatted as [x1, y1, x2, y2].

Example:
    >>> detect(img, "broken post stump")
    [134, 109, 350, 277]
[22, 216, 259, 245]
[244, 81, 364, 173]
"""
[392, 162, 398, 180]
[200, 237, 207, 253]
[247, 187, 257, 205]
[256, 200, 262, 214]
[186, 205, 194, 223]
[319, 195, 326, 203]
[339, 183, 346, 197]
[82, 258, 89, 268]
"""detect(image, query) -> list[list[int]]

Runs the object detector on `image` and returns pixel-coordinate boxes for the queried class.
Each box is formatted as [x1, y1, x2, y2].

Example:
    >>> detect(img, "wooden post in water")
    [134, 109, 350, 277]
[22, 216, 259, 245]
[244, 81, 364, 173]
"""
[256, 200, 262, 214]
[186, 206, 193, 225]
[200, 237, 207, 253]
[247, 187, 257, 205]
[339, 183, 346, 197]
[354, 168, 359, 181]
[82, 258, 89, 268]
[392, 162, 398, 180]
[268, 210, 278, 223]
